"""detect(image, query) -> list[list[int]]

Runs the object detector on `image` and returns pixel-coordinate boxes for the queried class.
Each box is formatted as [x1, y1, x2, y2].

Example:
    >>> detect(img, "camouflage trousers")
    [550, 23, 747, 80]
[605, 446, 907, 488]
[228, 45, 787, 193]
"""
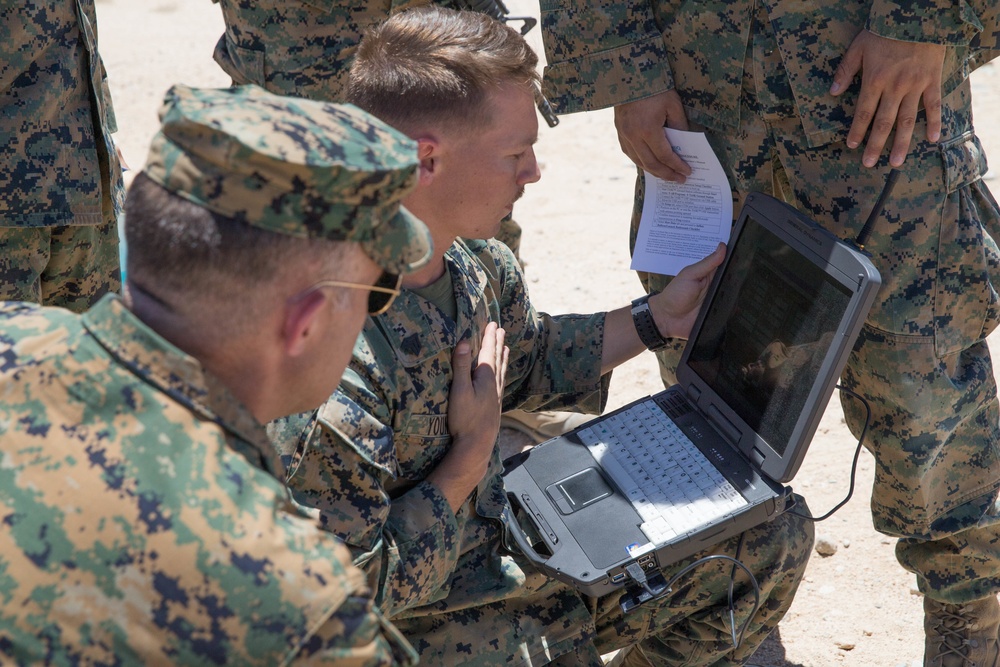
[635, 27, 1000, 603]
[0, 220, 121, 313]
[583, 500, 812, 667]
[394, 501, 811, 666]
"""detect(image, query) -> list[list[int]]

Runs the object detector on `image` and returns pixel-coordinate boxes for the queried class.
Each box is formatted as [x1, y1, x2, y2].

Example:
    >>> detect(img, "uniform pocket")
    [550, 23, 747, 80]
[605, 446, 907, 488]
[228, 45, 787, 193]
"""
[932, 130, 1000, 357]
[217, 40, 265, 87]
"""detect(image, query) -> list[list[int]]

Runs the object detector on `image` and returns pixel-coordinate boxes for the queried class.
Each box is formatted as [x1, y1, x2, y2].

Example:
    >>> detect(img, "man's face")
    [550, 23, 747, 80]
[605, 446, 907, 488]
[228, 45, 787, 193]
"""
[296, 247, 384, 414]
[427, 82, 541, 240]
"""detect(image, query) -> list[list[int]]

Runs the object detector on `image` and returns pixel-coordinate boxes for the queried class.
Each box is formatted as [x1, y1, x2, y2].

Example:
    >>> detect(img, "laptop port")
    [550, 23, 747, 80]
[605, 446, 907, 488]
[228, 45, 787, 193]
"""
[611, 571, 627, 584]
[637, 553, 655, 567]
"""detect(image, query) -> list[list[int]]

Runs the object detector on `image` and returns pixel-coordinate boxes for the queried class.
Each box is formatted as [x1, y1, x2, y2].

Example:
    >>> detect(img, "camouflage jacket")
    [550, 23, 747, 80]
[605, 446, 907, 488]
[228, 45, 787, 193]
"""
[273, 239, 612, 662]
[0, 0, 124, 228]
[212, 0, 431, 101]
[0, 296, 416, 666]
[541, 0, 1000, 148]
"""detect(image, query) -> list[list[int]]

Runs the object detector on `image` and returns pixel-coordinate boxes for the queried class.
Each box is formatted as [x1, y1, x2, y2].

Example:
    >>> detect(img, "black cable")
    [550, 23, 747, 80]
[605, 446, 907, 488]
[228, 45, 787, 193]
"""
[789, 384, 871, 522]
[621, 388, 871, 646]
[644, 548, 761, 652]
[727, 532, 749, 649]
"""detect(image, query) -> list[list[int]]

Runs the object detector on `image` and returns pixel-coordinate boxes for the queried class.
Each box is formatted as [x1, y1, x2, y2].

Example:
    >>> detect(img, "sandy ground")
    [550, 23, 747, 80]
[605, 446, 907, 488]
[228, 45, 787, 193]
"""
[95, 1, 1000, 664]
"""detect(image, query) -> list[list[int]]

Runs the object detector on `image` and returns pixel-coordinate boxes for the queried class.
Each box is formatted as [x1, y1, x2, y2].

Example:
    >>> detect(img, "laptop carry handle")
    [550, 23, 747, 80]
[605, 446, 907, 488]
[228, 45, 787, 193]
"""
[500, 504, 552, 565]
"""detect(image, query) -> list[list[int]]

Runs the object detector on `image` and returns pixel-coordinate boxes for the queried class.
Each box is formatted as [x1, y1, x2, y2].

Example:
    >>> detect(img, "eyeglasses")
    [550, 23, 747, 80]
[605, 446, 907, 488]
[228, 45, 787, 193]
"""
[298, 271, 402, 315]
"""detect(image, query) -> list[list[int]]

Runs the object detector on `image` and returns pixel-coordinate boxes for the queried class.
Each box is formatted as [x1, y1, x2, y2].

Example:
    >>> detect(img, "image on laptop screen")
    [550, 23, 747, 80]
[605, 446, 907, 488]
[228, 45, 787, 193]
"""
[686, 214, 852, 455]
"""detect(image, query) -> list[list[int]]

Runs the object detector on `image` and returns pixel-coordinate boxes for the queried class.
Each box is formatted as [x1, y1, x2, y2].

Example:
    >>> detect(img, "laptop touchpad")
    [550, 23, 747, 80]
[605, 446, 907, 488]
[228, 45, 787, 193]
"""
[546, 467, 613, 515]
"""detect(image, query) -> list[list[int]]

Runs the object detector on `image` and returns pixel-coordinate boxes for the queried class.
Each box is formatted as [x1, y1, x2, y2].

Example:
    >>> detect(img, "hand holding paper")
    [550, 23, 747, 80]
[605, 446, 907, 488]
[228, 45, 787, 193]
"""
[631, 129, 733, 276]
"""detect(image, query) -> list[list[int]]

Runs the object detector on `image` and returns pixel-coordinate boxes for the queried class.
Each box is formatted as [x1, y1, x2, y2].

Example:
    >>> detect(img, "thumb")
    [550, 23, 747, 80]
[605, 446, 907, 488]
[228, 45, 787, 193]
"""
[451, 341, 473, 390]
[679, 242, 726, 280]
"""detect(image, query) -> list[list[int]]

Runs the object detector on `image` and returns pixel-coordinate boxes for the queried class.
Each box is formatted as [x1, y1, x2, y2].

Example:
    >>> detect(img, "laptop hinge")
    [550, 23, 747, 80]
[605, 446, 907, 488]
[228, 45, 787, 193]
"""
[706, 404, 741, 446]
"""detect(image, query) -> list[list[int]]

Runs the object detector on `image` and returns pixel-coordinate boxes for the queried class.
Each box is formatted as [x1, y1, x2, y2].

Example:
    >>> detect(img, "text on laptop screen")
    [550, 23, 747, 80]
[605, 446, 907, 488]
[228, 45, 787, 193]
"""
[686, 215, 852, 455]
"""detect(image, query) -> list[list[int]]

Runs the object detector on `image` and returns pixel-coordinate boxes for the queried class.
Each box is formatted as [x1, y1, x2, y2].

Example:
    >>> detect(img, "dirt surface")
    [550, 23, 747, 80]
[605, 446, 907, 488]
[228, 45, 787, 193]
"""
[96, 1, 1000, 664]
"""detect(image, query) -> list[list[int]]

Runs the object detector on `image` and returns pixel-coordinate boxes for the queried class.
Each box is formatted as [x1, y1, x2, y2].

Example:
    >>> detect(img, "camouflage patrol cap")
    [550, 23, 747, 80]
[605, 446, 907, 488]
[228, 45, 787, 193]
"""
[142, 84, 431, 274]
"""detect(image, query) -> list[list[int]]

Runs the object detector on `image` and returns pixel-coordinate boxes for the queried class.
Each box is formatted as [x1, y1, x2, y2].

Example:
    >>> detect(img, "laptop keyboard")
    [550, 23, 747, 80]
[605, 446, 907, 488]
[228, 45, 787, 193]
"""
[575, 401, 748, 544]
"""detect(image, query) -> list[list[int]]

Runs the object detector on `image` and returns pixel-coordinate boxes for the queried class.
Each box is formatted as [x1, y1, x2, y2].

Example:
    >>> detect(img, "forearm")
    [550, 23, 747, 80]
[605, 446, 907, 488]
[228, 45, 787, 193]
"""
[600, 291, 693, 374]
[599, 305, 647, 374]
[425, 436, 493, 514]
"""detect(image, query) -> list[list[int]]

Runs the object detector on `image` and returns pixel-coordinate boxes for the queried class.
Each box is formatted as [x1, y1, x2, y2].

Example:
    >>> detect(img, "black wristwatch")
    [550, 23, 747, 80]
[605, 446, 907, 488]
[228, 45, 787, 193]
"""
[630, 293, 668, 351]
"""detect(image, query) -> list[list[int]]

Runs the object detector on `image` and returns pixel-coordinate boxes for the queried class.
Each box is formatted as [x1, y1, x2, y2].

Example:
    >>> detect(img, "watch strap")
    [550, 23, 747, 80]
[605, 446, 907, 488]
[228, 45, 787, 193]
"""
[630, 293, 668, 352]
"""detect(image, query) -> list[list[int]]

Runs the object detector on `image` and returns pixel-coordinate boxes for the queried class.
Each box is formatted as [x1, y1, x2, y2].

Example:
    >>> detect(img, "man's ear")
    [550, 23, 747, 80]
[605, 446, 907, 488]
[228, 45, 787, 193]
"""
[416, 136, 439, 186]
[282, 290, 327, 357]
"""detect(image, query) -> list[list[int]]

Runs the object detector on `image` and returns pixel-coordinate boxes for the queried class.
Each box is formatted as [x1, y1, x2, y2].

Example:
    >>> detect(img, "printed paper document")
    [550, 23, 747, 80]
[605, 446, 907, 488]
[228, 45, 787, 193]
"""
[631, 129, 732, 276]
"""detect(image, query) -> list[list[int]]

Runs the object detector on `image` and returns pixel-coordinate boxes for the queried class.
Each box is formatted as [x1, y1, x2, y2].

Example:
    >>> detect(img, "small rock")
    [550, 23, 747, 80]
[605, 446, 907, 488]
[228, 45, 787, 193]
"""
[863, 629, 874, 636]
[910, 587, 922, 597]
[842, 538, 851, 548]
[835, 640, 856, 651]
[815, 536, 838, 556]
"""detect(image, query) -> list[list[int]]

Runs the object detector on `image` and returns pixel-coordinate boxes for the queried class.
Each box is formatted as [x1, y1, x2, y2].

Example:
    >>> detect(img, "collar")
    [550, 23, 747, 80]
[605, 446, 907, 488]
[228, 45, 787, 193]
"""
[82, 295, 283, 477]
[372, 240, 492, 366]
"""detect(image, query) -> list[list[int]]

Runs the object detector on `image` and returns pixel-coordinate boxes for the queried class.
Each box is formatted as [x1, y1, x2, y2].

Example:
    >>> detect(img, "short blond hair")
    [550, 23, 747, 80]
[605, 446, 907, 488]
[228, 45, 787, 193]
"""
[346, 6, 539, 132]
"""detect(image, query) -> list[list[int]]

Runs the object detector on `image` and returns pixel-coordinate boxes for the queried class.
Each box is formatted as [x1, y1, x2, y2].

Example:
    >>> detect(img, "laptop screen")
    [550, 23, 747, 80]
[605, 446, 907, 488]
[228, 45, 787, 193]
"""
[686, 214, 852, 455]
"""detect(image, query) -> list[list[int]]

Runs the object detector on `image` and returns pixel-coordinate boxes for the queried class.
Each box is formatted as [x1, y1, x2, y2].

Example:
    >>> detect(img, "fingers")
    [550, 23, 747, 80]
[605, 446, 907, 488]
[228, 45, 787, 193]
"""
[677, 242, 726, 281]
[451, 340, 473, 392]
[831, 31, 945, 169]
[497, 345, 509, 396]
[115, 145, 131, 171]
[922, 86, 943, 144]
[854, 87, 903, 168]
[614, 92, 693, 183]
[475, 321, 500, 374]
[886, 93, 919, 168]
[829, 37, 863, 98]
[473, 322, 506, 399]
[491, 327, 507, 396]
[640, 135, 693, 183]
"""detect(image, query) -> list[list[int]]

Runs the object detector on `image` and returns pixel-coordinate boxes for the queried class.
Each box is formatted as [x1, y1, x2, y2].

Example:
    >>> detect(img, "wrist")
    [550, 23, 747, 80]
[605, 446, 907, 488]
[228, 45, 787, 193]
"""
[630, 293, 669, 351]
[427, 437, 492, 512]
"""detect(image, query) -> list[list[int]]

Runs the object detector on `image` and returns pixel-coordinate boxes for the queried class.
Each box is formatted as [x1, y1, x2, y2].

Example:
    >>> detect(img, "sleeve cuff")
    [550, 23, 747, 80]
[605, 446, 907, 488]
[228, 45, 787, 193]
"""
[542, 38, 674, 114]
[867, 0, 982, 45]
[385, 480, 459, 546]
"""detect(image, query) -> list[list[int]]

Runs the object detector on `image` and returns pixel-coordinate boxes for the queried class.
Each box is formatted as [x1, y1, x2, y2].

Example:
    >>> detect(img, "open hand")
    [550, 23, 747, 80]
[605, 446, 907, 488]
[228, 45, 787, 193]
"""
[830, 30, 945, 168]
[429, 322, 509, 513]
[448, 321, 508, 444]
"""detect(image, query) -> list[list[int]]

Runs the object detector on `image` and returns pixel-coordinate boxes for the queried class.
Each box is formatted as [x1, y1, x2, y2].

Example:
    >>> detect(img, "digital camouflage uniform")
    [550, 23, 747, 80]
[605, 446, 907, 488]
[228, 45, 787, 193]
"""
[209, 0, 524, 258]
[541, 0, 1000, 605]
[0, 84, 437, 665]
[271, 238, 813, 665]
[0, 298, 415, 666]
[0, 0, 124, 311]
